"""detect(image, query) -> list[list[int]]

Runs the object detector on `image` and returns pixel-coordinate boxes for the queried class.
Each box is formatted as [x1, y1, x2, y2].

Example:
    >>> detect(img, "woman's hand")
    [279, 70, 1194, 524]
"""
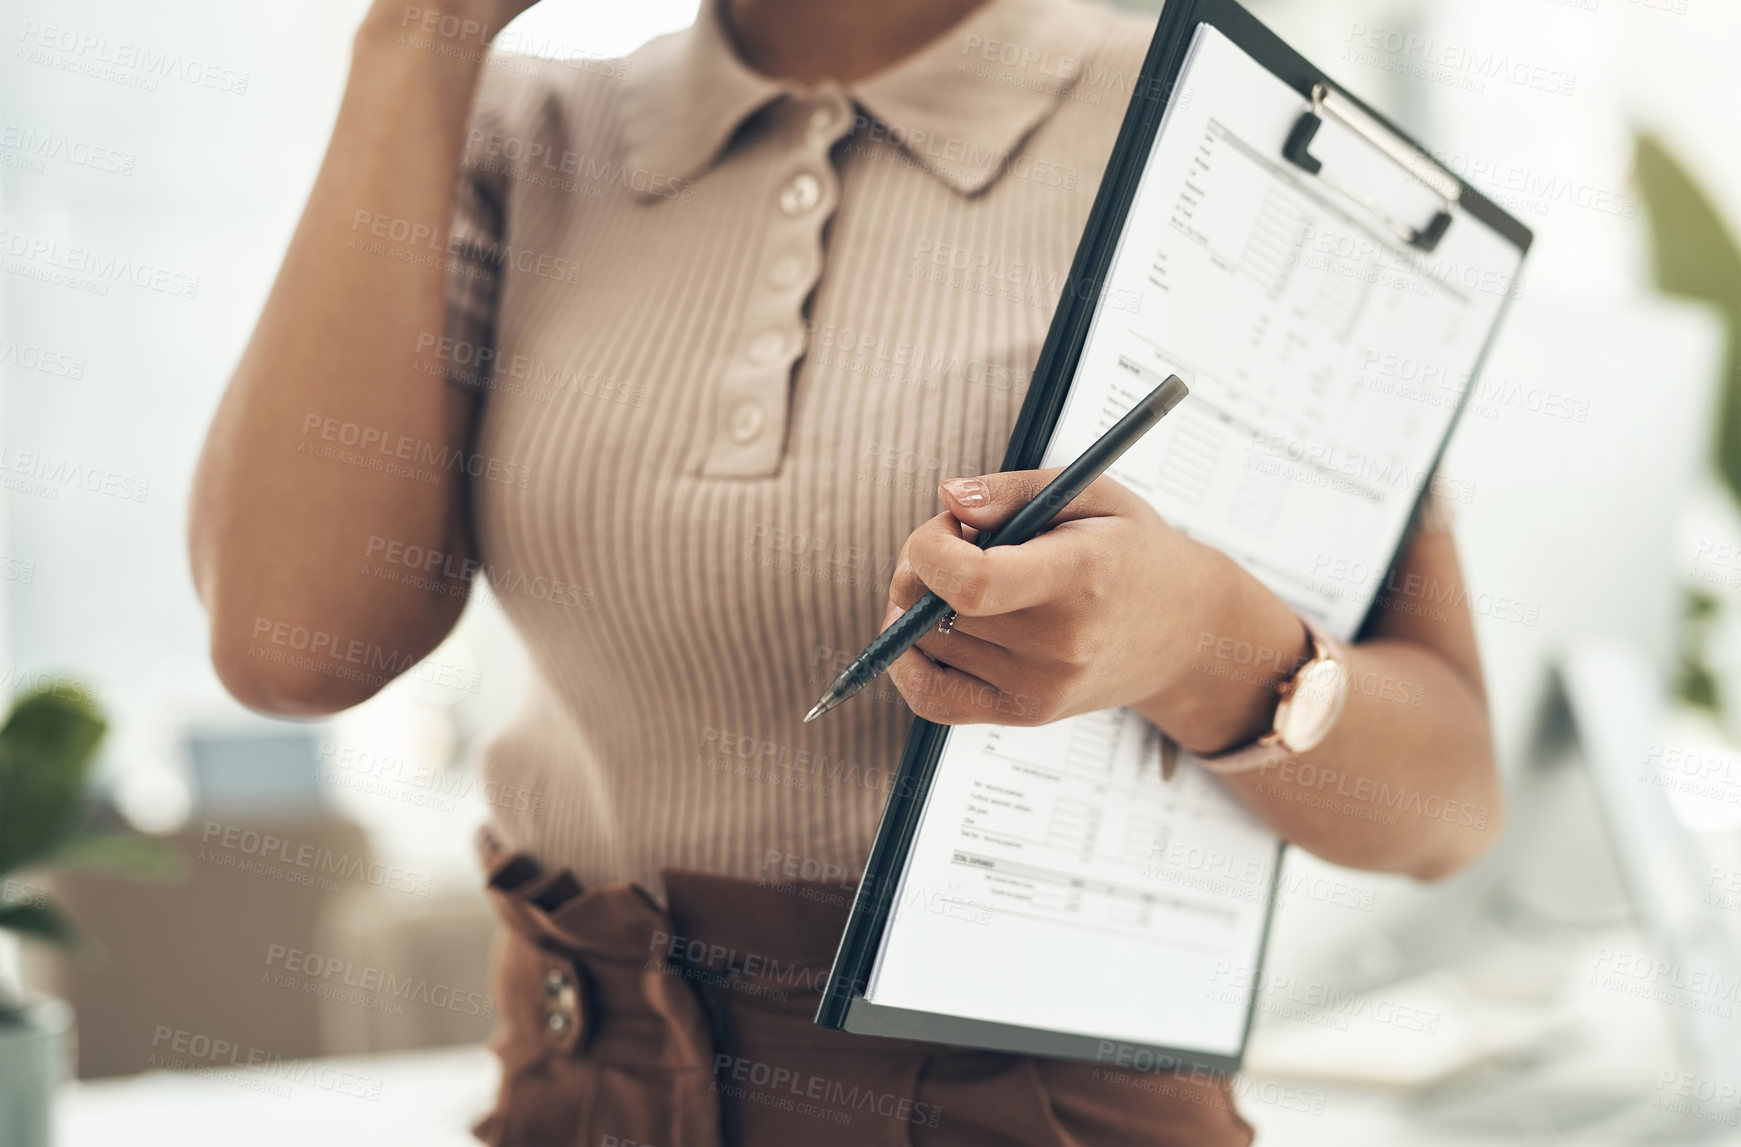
[883, 471, 1307, 744]
[883, 475, 1503, 879]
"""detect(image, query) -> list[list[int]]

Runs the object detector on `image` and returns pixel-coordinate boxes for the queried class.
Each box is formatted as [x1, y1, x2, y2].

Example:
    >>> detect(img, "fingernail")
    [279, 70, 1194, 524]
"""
[941, 478, 989, 507]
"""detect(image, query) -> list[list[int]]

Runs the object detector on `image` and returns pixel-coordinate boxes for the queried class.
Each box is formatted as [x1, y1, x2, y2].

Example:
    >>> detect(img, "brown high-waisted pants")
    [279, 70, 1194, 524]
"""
[473, 838, 1255, 1147]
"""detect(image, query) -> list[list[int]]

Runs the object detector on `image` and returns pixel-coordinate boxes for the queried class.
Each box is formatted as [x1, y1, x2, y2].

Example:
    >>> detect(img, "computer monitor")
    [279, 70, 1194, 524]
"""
[1260, 289, 1725, 994]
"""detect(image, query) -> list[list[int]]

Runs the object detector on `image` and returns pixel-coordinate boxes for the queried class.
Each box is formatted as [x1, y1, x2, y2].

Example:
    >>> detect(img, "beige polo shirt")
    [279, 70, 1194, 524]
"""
[438, 0, 1154, 891]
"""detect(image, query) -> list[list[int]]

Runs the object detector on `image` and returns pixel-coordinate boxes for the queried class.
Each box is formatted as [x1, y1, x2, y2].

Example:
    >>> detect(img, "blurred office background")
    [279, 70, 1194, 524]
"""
[2, 0, 1740, 1143]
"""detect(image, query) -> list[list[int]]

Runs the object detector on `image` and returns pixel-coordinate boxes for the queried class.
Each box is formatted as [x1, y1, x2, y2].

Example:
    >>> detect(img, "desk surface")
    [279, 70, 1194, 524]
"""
[57, 922, 1741, 1147]
[61, 1046, 1741, 1146]
[61, 1045, 498, 1147]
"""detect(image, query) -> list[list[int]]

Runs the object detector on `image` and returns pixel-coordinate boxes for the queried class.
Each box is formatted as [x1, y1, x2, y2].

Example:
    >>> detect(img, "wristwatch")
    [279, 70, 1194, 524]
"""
[1203, 620, 1349, 775]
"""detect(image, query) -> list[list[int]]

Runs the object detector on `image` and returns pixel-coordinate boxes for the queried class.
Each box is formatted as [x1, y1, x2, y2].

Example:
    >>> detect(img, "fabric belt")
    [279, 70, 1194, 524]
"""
[471, 830, 1256, 1147]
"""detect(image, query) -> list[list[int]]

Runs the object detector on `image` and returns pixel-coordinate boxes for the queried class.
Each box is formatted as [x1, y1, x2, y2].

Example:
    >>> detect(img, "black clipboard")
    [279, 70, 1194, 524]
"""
[815, 0, 1532, 1075]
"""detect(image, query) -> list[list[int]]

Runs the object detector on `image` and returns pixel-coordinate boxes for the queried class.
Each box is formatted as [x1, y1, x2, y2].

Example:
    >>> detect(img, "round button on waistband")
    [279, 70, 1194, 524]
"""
[540, 963, 579, 1042]
[728, 400, 766, 444]
[779, 172, 822, 216]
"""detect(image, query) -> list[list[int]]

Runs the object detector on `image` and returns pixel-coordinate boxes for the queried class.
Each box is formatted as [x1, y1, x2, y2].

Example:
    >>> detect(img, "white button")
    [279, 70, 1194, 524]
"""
[779, 172, 822, 216]
[748, 332, 785, 363]
[769, 255, 805, 288]
[728, 400, 766, 443]
[807, 107, 839, 141]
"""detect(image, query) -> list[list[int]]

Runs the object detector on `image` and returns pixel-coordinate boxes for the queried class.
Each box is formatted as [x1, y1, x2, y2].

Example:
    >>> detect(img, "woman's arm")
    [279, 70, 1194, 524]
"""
[1191, 510, 1500, 880]
[190, 3, 522, 716]
[884, 473, 1501, 881]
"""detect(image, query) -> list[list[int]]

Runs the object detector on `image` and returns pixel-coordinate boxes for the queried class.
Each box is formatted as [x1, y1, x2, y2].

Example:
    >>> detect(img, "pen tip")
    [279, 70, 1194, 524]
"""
[806, 675, 859, 723]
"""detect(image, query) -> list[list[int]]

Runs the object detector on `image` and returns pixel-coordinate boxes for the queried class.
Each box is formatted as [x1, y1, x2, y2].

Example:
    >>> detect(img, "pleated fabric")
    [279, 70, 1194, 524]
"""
[441, 0, 1156, 895]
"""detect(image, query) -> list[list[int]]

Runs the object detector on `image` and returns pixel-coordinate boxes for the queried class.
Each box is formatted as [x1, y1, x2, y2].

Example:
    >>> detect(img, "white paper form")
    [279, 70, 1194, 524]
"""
[864, 26, 1524, 1056]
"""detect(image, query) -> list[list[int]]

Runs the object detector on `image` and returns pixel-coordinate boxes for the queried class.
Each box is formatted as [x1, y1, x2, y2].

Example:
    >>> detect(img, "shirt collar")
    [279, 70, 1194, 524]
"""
[621, 0, 1098, 198]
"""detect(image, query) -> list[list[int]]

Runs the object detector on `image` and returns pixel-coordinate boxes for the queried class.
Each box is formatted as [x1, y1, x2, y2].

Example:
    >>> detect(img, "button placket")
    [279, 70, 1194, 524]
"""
[703, 87, 853, 478]
[768, 254, 805, 288]
[747, 332, 785, 363]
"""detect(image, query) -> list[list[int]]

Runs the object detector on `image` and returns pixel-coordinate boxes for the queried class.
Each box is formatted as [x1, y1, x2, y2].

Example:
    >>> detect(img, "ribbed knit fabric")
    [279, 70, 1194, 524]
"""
[439, 0, 1155, 895]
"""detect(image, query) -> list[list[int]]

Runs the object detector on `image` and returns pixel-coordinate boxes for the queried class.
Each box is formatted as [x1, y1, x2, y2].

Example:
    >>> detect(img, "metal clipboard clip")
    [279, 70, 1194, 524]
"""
[1283, 82, 1460, 254]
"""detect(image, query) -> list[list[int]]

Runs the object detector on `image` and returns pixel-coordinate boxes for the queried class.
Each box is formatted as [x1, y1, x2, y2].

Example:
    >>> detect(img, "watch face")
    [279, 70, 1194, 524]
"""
[1280, 659, 1350, 752]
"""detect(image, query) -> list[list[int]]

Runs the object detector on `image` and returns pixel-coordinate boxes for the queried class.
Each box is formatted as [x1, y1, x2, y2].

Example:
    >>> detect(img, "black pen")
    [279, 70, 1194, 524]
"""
[804, 373, 1190, 723]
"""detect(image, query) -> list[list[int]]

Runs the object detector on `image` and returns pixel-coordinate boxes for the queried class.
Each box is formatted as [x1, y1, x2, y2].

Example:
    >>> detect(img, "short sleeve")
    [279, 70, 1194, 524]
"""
[439, 158, 506, 395]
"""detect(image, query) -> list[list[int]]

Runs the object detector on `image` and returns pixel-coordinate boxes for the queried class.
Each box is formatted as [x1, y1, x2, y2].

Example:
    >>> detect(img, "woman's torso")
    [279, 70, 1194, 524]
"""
[449, 0, 1153, 892]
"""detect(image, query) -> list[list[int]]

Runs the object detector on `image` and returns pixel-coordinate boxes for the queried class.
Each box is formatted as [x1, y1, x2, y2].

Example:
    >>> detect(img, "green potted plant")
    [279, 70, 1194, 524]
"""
[1634, 135, 1741, 721]
[0, 684, 177, 1147]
